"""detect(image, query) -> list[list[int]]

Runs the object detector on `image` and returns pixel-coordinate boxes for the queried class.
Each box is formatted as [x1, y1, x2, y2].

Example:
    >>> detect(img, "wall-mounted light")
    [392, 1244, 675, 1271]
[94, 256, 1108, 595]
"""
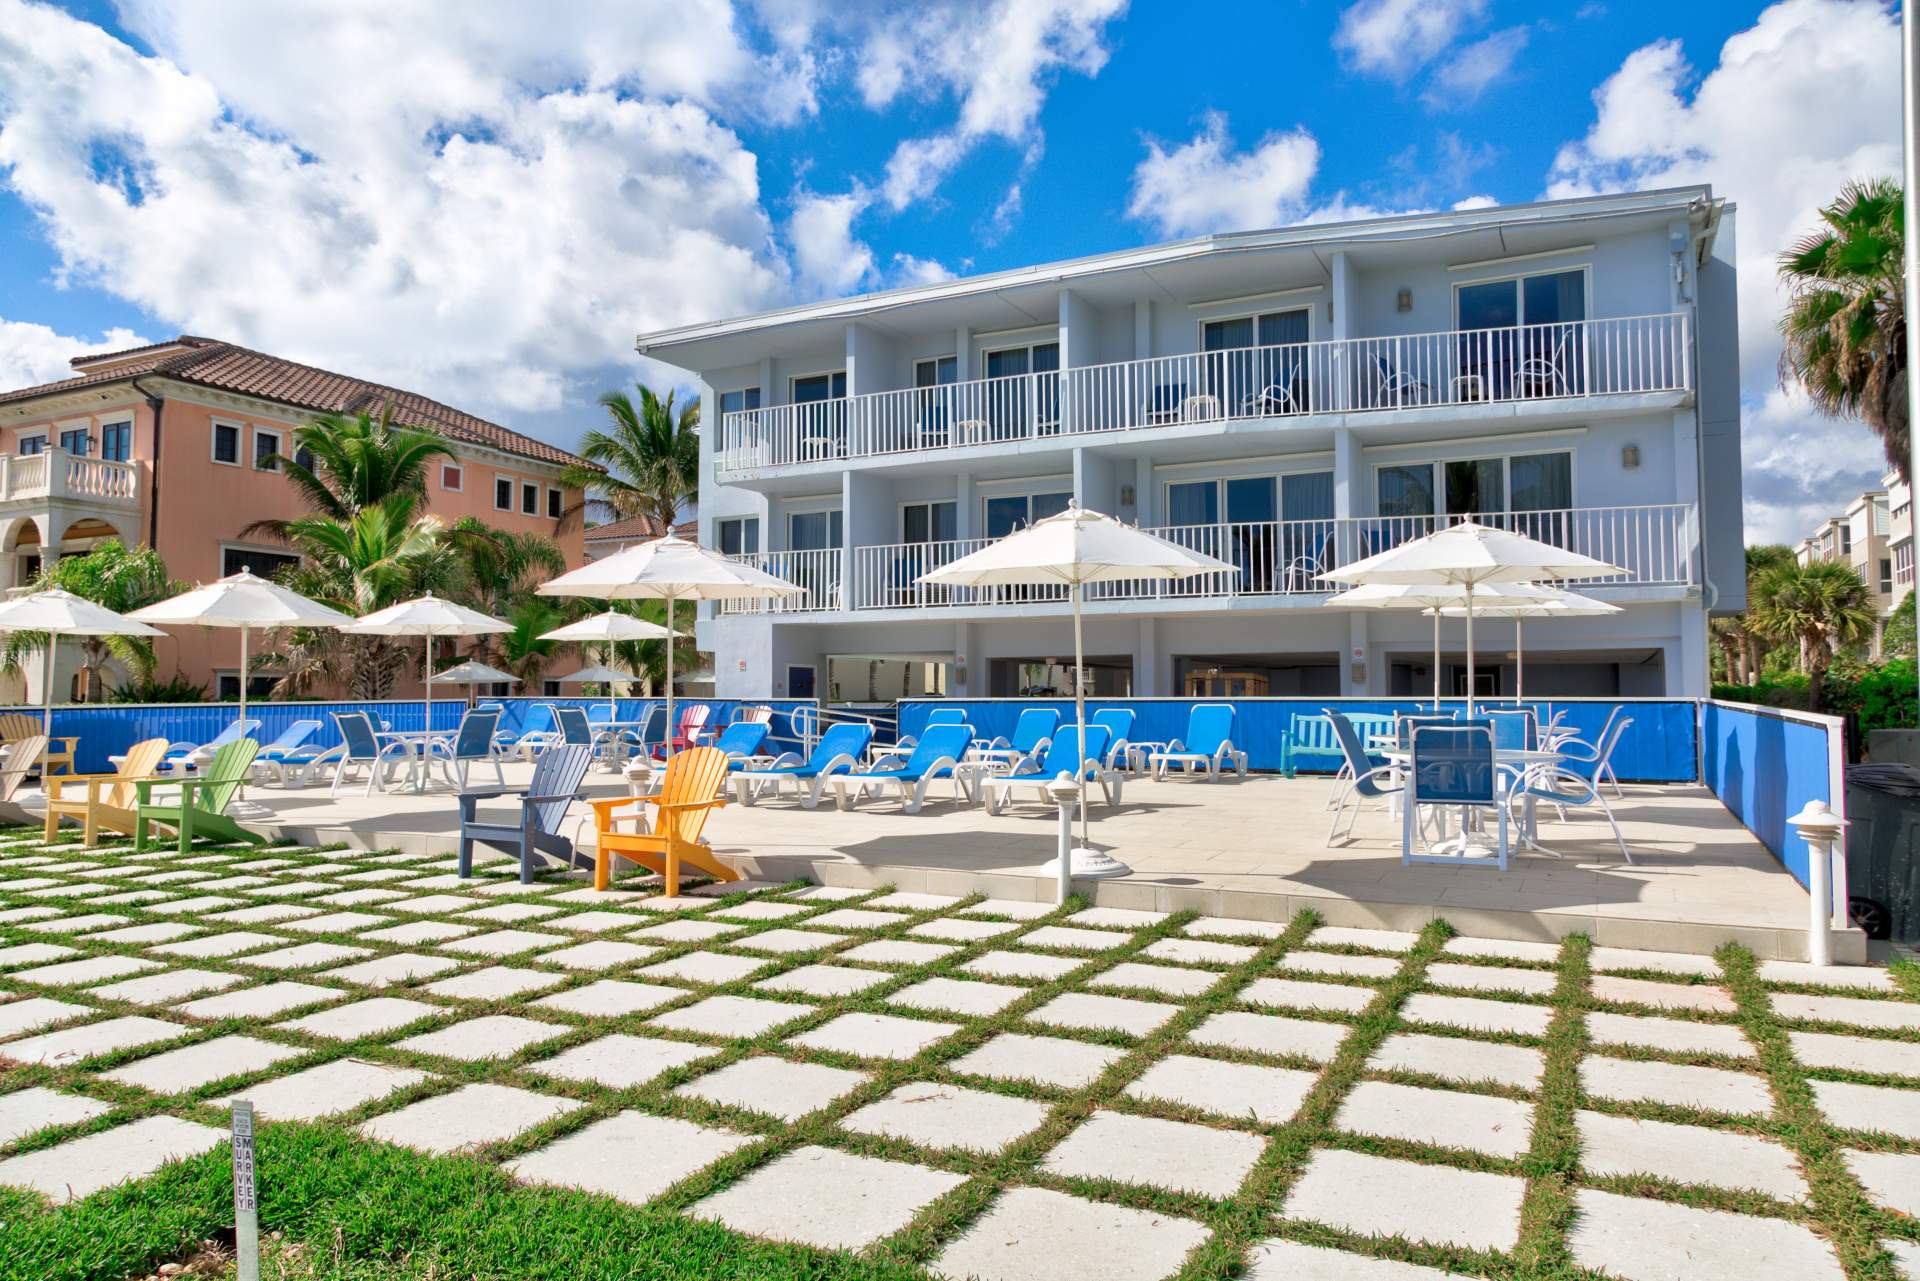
[1396, 288, 1413, 313]
[1621, 444, 1641, 469]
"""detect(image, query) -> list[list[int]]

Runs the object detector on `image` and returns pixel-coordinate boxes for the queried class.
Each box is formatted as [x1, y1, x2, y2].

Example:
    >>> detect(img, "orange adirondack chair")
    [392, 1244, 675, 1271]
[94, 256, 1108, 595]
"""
[590, 745, 736, 895]
[45, 737, 170, 846]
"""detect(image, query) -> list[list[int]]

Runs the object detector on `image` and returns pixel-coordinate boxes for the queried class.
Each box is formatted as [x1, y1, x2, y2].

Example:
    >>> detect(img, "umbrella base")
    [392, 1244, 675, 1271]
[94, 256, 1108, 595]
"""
[1044, 846, 1132, 880]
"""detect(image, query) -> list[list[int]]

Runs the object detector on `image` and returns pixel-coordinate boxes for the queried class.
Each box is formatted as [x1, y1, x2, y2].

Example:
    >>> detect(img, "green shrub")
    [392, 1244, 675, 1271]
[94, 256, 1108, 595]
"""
[108, 675, 208, 704]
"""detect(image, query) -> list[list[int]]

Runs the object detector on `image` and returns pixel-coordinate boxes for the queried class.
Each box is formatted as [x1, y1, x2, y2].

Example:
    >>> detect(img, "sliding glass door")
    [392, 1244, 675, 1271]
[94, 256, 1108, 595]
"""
[1456, 268, 1587, 399]
[1201, 309, 1311, 416]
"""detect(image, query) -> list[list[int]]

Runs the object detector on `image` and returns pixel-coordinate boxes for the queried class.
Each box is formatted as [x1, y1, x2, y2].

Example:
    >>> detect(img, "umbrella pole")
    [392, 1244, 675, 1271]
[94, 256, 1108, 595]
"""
[422, 634, 432, 792]
[664, 596, 675, 762]
[1073, 582, 1089, 854]
[238, 626, 249, 735]
[41, 636, 53, 738]
[1516, 619, 1525, 703]
[1465, 581, 1476, 719]
[1431, 607, 1441, 709]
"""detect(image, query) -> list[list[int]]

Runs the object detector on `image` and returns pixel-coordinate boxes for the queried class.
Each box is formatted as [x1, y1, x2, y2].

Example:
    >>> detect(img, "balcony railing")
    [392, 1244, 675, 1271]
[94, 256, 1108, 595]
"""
[0, 449, 141, 506]
[716, 548, 844, 614]
[716, 313, 1691, 474]
[844, 504, 1695, 612]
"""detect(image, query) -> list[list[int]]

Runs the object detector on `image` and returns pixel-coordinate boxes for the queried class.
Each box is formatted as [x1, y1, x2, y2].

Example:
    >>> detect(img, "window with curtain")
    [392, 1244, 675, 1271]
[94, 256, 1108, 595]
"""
[1282, 471, 1335, 522]
[1445, 459, 1505, 515]
[1377, 465, 1435, 517]
[914, 357, 957, 387]
[1166, 481, 1218, 527]
[719, 387, 761, 415]
[1509, 452, 1572, 510]
[716, 517, 760, 556]
[902, 501, 956, 543]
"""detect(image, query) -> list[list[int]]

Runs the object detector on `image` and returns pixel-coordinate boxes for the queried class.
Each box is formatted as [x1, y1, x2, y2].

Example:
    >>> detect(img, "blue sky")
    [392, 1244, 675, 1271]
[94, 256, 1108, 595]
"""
[0, 0, 1903, 541]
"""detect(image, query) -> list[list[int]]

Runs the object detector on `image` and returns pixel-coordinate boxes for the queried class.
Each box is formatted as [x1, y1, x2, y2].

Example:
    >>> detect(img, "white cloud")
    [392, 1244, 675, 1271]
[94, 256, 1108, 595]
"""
[788, 188, 877, 297]
[853, 0, 1128, 210]
[889, 253, 957, 286]
[1451, 194, 1498, 210]
[1126, 113, 1323, 238]
[1334, 0, 1487, 80]
[0, 316, 149, 389]
[0, 0, 794, 419]
[1427, 26, 1528, 106]
[1546, 0, 1901, 542]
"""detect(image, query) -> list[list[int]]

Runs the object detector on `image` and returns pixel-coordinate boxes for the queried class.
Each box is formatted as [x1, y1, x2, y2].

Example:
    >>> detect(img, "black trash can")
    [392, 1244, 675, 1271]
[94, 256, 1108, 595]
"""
[1843, 763, 1920, 943]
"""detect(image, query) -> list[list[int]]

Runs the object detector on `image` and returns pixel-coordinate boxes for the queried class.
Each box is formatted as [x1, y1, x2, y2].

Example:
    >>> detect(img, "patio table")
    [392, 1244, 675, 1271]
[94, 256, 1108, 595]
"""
[1380, 745, 1563, 855]
[376, 730, 443, 793]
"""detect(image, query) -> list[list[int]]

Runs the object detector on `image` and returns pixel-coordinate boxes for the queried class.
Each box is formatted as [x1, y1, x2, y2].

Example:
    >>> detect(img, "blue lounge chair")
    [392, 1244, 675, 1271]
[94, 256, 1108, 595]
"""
[494, 703, 556, 760]
[251, 719, 323, 784]
[1148, 703, 1249, 781]
[832, 723, 974, 813]
[980, 723, 1117, 814]
[329, 710, 410, 797]
[138, 717, 261, 776]
[732, 722, 874, 808]
[896, 707, 969, 753]
[1327, 710, 1403, 843]
[981, 708, 1060, 771]
[457, 742, 594, 884]
[709, 720, 772, 769]
[1090, 708, 1136, 772]
[427, 707, 504, 788]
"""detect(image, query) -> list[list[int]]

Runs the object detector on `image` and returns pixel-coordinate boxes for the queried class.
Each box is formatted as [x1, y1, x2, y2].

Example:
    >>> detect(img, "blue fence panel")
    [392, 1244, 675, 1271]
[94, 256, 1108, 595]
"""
[1701, 701, 1839, 895]
[4, 696, 818, 773]
[897, 697, 1698, 783]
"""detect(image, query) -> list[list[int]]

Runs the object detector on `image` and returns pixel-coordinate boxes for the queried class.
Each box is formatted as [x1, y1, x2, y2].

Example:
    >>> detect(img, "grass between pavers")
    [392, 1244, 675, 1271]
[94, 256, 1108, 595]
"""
[1, 825, 1918, 1281]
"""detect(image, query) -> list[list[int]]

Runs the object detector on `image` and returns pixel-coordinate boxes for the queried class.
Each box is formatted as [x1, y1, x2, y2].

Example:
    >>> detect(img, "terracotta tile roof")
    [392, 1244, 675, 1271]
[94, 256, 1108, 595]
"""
[584, 515, 698, 543]
[0, 336, 589, 470]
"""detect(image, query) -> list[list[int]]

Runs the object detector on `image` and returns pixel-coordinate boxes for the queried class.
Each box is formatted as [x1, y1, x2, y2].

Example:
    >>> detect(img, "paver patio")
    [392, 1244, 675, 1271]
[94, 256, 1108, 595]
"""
[0, 825, 1913, 1280]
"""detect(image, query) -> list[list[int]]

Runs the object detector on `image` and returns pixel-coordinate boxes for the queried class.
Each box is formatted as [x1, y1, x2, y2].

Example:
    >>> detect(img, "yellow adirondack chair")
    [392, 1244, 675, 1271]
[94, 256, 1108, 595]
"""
[0, 713, 75, 776]
[0, 733, 47, 824]
[45, 737, 170, 846]
[590, 745, 736, 896]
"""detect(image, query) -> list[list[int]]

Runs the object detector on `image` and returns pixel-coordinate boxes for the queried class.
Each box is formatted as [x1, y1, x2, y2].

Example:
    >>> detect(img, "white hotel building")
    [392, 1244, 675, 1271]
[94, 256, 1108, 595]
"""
[641, 187, 1744, 704]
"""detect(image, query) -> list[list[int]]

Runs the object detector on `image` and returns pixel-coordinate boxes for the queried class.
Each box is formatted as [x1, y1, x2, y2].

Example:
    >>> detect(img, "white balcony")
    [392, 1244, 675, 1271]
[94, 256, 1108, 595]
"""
[715, 504, 1696, 622]
[0, 449, 141, 510]
[715, 313, 1692, 476]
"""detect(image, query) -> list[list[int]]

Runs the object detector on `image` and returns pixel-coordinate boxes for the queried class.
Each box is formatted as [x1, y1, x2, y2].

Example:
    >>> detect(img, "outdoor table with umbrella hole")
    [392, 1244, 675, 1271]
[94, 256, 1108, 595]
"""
[918, 502, 1232, 900]
[538, 536, 801, 761]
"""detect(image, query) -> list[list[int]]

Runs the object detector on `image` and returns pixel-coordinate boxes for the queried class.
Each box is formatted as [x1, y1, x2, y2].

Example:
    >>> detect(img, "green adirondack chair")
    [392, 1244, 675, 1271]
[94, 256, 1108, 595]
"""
[134, 737, 266, 853]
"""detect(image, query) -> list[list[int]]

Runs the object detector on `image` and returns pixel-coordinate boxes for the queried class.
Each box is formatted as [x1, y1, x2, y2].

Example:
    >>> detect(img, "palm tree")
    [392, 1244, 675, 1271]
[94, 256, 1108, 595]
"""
[560, 384, 699, 535]
[244, 403, 457, 542]
[1749, 559, 1878, 706]
[495, 599, 564, 687]
[1779, 178, 1908, 480]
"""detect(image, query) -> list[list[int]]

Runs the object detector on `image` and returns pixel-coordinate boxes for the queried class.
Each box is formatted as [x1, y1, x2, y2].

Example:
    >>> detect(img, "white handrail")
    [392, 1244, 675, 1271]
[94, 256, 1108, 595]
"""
[717, 313, 1692, 474]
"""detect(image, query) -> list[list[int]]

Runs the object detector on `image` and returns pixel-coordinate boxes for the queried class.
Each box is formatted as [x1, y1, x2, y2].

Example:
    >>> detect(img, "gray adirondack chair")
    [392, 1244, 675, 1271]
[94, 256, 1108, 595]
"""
[456, 743, 593, 884]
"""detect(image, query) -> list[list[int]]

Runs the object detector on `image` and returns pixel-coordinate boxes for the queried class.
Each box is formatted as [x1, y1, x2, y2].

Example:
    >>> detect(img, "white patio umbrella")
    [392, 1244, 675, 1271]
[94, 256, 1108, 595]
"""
[429, 659, 520, 686]
[129, 570, 353, 737]
[539, 610, 680, 721]
[1320, 521, 1625, 715]
[919, 503, 1234, 875]
[0, 589, 164, 738]
[337, 595, 510, 742]
[1326, 580, 1581, 706]
[538, 535, 802, 759]
[554, 663, 639, 720]
[1433, 586, 1621, 701]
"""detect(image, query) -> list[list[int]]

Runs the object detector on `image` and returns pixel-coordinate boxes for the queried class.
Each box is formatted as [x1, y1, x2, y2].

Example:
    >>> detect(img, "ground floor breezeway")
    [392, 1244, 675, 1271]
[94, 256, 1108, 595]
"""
[709, 597, 1704, 703]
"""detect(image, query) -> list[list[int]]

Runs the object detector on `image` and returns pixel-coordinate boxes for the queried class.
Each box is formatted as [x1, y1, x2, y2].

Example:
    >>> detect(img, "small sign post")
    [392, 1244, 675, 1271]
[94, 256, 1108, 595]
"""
[231, 1100, 259, 1281]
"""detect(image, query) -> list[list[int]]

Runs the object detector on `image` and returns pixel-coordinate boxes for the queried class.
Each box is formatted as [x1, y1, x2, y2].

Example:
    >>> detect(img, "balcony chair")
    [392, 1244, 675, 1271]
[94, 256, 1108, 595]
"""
[0, 714, 73, 777]
[1090, 708, 1137, 773]
[457, 742, 594, 885]
[1508, 716, 1634, 862]
[45, 736, 169, 846]
[1403, 723, 1510, 872]
[249, 719, 325, 785]
[1327, 711, 1404, 844]
[1283, 530, 1335, 592]
[980, 724, 1117, 814]
[0, 734, 48, 824]
[1148, 704, 1250, 781]
[328, 710, 411, 797]
[1147, 382, 1187, 424]
[1370, 355, 1432, 407]
[427, 707, 505, 789]
[134, 738, 266, 853]
[732, 721, 874, 808]
[833, 723, 974, 813]
[590, 745, 734, 896]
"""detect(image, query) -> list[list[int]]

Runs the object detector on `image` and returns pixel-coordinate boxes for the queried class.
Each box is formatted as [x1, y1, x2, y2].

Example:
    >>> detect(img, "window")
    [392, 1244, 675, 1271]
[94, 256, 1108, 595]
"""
[1881, 558, 1894, 594]
[983, 342, 1060, 435]
[218, 672, 279, 700]
[1840, 526, 1853, 555]
[914, 356, 957, 388]
[222, 546, 301, 579]
[212, 422, 241, 465]
[59, 427, 89, 456]
[1201, 309, 1311, 415]
[983, 491, 1071, 538]
[547, 488, 562, 520]
[787, 509, 842, 551]
[17, 434, 44, 456]
[791, 371, 846, 403]
[1375, 451, 1573, 522]
[495, 477, 513, 510]
[294, 446, 314, 473]
[716, 516, 761, 556]
[441, 464, 463, 491]
[253, 428, 281, 471]
[1897, 543, 1913, 585]
[543, 680, 562, 697]
[1455, 267, 1588, 396]
[521, 482, 538, 515]
[718, 387, 762, 416]
[1162, 474, 1332, 591]
[902, 500, 956, 544]
[100, 420, 132, 462]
